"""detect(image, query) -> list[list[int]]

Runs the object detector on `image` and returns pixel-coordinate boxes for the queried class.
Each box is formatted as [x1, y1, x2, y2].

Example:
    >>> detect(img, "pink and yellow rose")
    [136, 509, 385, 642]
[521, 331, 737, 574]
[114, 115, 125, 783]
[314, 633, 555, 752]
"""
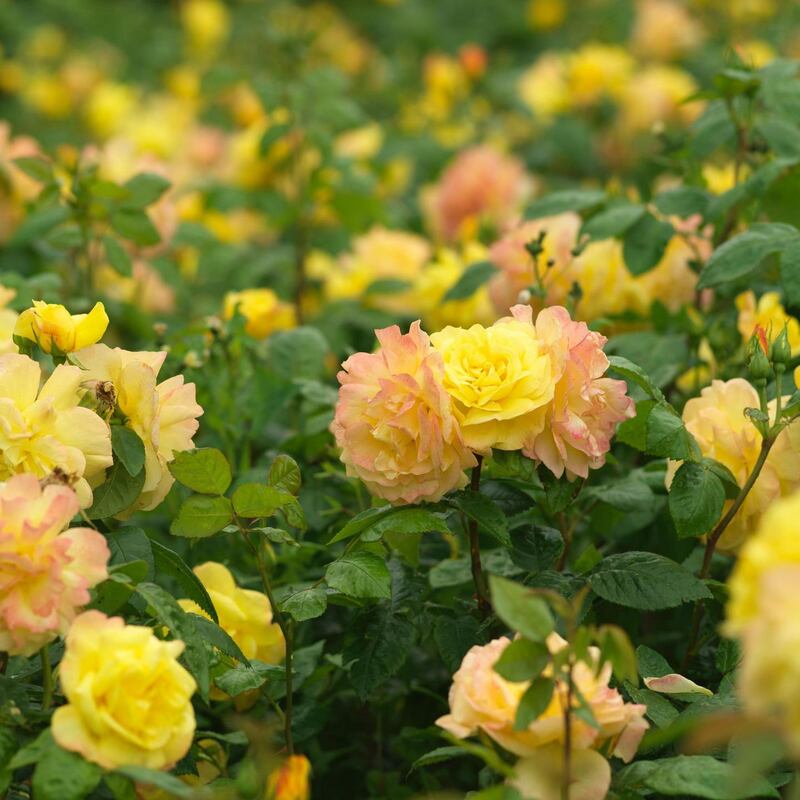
[332, 321, 476, 504]
[0, 474, 109, 656]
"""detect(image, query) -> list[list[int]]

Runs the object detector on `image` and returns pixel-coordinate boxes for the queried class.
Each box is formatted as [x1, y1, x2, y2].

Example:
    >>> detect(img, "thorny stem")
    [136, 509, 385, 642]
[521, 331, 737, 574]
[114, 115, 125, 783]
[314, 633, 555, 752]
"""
[249, 533, 294, 755]
[468, 455, 491, 616]
[682, 435, 776, 669]
[40, 646, 53, 711]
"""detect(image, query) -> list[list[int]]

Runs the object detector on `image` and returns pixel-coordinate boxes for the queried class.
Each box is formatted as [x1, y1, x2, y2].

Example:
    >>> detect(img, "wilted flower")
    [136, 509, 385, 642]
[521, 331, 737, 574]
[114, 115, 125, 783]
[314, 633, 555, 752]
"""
[0, 474, 109, 656]
[331, 321, 476, 504]
[430, 313, 557, 452]
[0, 353, 112, 506]
[517, 305, 634, 479]
[14, 300, 108, 354]
[52, 610, 196, 770]
[223, 288, 297, 339]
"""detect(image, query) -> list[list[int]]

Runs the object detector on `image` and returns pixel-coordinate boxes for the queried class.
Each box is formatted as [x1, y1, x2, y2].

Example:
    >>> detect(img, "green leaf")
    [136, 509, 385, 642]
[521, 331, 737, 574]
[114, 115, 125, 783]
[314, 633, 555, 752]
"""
[756, 114, 800, 158]
[489, 575, 553, 642]
[114, 766, 195, 799]
[328, 505, 395, 544]
[111, 425, 145, 477]
[698, 223, 799, 289]
[442, 260, 498, 302]
[268, 454, 302, 495]
[607, 356, 666, 403]
[589, 552, 712, 610]
[150, 539, 217, 622]
[514, 676, 554, 729]
[32, 744, 102, 800]
[135, 582, 210, 698]
[10, 205, 70, 245]
[581, 203, 645, 239]
[86, 459, 146, 519]
[509, 526, 563, 573]
[450, 490, 510, 547]
[187, 613, 250, 665]
[585, 475, 654, 512]
[616, 755, 779, 799]
[646, 404, 700, 460]
[107, 527, 153, 578]
[103, 235, 132, 277]
[13, 156, 54, 183]
[345, 607, 415, 699]
[168, 448, 231, 495]
[110, 208, 160, 246]
[214, 660, 282, 696]
[434, 614, 482, 673]
[654, 187, 710, 218]
[170, 494, 233, 538]
[232, 483, 293, 518]
[326, 551, 392, 599]
[269, 326, 329, 380]
[780, 236, 800, 307]
[279, 583, 328, 621]
[493, 638, 549, 682]
[623, 213, 674, 276]
[526, 189, 606, 218]
[123, 172, 171, 207]
[361, 508, 450, 542]
[410, 746, 470, 772]
[668, 461, 726, 538]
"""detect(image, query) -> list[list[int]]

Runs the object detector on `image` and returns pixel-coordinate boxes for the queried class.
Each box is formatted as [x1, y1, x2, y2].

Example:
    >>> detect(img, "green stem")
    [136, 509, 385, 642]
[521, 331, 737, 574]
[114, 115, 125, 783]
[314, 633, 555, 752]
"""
[682, 436, 776, 668]
[251, 534, 294, 755]
[41, 646, 53, 711]
[468, 455, 491, 616]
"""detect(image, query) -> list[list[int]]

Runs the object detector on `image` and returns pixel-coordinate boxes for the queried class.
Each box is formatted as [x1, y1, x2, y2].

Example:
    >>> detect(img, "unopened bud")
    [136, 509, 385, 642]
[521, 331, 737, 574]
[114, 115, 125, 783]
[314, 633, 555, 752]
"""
[772, 325, 792, 367]
[747, 334, 771, 381]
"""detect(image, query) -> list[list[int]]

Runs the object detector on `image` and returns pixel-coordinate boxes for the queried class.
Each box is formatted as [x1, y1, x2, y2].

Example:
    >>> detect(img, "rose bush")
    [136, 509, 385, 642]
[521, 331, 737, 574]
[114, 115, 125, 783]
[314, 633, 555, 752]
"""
[3, 2, 800, 799]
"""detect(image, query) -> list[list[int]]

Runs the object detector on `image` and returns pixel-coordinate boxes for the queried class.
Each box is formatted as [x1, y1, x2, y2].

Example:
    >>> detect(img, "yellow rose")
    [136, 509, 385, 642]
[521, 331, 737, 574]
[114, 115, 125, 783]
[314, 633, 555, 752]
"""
[0, 285, 18, 354]
[725, 492, 800, 755]
[181, 0, 230, 58]
[14, 300, 108, 354]
[223, 288, 297, 340]
[430, 316, 556, 451]
[736, 290, 800, 356]
[179, 562, 285, 664]
[266, 754, 311, 800]
[52, 611, 196, 770]
[666, 379, 800, 550]
[726, 491, 800, 631]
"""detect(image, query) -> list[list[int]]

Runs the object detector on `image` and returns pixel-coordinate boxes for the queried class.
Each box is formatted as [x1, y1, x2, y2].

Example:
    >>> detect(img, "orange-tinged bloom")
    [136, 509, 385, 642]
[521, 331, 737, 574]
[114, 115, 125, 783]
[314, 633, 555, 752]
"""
[266, 754, 311, 800]
[666, 379, 800, 550]
[14, 300, 108, 354]
[516, 305, 634, 479]
[424, 145, 531, 243]
[0, 474, 108, 656]
[332, 321, 476, 504]
[179, 562, 284, 664]
[437, 634, 648, 760]
[52, 611, 196, 770]
[0, 354, 112, 506]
